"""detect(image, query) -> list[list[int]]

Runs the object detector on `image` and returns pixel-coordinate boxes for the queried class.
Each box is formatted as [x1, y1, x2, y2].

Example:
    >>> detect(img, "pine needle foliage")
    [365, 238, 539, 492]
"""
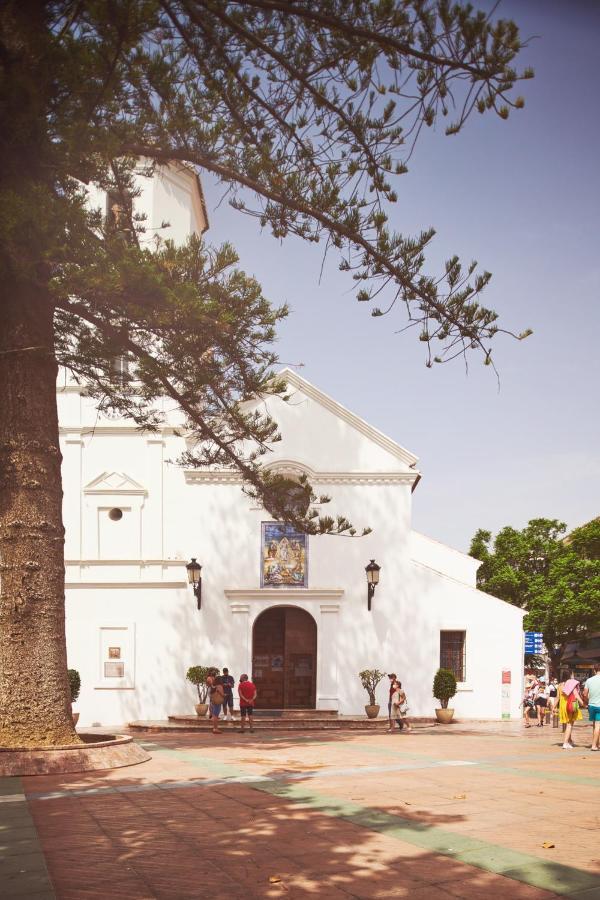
[1, 1, 532, 531]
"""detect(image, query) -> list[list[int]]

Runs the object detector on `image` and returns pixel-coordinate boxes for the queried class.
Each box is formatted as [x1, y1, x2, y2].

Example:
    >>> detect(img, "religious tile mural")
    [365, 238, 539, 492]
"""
[261, 522, 308, 588]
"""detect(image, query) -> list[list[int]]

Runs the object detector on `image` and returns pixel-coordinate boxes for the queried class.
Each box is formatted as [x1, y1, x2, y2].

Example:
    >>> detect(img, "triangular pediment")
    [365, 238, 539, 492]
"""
[271, 368, 419, 468]
[83, 471, 147, 495]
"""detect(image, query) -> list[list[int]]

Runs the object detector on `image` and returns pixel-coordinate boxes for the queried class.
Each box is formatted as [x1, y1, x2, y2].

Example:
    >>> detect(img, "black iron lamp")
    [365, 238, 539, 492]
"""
[186, 558, 202, 609]
[365, 559, 381, 611]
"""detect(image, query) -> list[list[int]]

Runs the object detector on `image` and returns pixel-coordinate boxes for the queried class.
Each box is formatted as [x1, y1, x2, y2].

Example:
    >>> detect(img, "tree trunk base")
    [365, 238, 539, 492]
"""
[0, 733, 150, 776]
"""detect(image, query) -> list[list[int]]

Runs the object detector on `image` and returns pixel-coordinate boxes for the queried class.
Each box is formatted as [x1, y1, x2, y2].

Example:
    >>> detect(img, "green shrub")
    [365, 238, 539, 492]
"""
[68, 669, 81, 704]
[433, 668, 457, 708]
[186, 665, 217, 702]
[358, 669, 385, 706]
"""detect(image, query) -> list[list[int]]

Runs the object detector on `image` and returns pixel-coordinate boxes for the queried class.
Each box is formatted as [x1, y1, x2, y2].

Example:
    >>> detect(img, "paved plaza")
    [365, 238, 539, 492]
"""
[1, 721, 599, 899]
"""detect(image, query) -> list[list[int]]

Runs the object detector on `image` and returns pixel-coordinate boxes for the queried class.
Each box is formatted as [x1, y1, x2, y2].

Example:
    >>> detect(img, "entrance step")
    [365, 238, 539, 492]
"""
[128, 716, 436, 734]
[252, 709, 338, 718]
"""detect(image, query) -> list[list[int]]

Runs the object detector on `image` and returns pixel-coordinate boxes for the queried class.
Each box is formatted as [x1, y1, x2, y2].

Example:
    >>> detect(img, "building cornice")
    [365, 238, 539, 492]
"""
[65, 581, 186, 589]
[224, 588, 344, 601]
[60, 425, 180, 436]
[184, 468, 418, 486]
[65, 558, 185, 566]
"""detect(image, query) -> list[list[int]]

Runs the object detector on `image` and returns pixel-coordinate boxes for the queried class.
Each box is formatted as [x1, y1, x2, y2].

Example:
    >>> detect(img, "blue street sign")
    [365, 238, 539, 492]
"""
[524, 632, 543, 654]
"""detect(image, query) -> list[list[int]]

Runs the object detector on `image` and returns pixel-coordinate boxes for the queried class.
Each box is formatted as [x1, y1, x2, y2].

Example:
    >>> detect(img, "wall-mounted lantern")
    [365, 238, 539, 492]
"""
[186, 558, 202, 609]
[365, 559, 381, 612]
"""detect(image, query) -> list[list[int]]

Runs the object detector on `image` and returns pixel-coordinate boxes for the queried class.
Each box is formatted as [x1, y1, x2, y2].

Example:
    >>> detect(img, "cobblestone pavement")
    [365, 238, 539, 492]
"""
[5, 720, 599, 899]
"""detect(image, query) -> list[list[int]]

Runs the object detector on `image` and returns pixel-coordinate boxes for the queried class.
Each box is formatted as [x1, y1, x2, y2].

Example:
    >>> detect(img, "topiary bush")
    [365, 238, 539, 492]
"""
[358, 669, 385, 706]
[433, 668, 457, 709]
[68, 669, 81, 704]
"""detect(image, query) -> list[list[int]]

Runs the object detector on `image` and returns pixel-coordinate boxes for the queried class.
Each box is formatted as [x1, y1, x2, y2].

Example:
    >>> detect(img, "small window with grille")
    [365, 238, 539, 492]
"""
[440, 630, 466, 683]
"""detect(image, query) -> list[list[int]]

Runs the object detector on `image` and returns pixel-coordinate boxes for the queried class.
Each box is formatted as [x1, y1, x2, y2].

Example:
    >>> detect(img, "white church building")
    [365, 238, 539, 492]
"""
[59, 164, 525, 727]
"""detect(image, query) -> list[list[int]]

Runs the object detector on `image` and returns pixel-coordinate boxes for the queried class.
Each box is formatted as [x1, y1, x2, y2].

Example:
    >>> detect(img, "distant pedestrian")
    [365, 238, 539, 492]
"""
[221, 667, 235, 721]
[534, 677, 548, 727]
[522, 683, 537, 727]
[548, 678, 559, 715]
[238, 674, 257, 734]
[387, 673, 401, 730]
[389, 680, 411, 733]
[209, 675, 225, 734]
[582, 662, 600, 752]
[558, 676, 583, 749]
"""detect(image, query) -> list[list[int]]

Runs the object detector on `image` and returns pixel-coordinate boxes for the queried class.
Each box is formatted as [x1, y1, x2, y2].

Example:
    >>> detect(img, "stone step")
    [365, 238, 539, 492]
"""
[180, 709, 338, 720]
[128, 717, 435, 734]
[252, 709, 339, 718]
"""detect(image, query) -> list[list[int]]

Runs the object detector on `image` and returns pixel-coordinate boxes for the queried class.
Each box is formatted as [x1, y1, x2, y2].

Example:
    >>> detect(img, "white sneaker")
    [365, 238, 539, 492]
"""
[562, 743, 573, 749]
[227, 713, 233, 721]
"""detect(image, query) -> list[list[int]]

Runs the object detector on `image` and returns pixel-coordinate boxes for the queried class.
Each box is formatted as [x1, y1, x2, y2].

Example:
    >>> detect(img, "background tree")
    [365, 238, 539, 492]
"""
[470, 518, 600, 674]
[1, 1, 531, 747]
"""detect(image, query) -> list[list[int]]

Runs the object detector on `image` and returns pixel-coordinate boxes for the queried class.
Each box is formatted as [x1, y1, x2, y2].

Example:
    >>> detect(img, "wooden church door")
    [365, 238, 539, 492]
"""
[252, 607, 317, 709]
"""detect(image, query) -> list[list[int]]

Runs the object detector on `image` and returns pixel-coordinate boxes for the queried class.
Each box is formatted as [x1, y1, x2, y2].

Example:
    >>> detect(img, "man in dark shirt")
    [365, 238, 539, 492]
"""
[222, 667, 235, 721]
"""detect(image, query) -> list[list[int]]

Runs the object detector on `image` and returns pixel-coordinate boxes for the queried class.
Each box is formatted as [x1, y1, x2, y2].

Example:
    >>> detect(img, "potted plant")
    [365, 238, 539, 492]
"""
[68, 668, 81, 726]
[433, 668, 457, 723]
[359, 669, 385, 718]
[186, 665, 214, 716]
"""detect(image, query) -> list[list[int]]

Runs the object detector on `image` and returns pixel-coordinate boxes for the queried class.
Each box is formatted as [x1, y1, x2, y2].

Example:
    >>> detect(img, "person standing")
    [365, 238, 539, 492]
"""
[221, 667, 235, 721]
[389, 680, 411, 733]
[387, 673, 402, 731]
[209, 675, 225, 734]
[548, 678, 559, 716]
[534, 677, 548, 727]
[558, 676, 584, 749]
[238, 674, 257, 734]
[522, 682, 537, 727]
[583, 662, 600, 751]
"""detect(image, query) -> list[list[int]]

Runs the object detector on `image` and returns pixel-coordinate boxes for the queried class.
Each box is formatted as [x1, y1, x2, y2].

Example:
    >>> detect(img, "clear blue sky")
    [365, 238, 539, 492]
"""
[201, 0, 600, 552]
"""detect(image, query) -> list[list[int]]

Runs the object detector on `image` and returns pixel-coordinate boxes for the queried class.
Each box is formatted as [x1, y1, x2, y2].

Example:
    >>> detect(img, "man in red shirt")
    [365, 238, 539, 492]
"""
[238, 674, 257, 734]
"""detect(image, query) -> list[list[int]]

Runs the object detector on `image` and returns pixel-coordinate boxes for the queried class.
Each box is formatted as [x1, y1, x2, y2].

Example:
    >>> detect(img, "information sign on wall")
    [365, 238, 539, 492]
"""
[501, 669, 511, 719]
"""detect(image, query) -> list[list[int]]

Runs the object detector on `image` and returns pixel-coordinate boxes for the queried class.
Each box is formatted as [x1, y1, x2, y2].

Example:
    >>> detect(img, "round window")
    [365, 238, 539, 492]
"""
[108, 508, 123, 521]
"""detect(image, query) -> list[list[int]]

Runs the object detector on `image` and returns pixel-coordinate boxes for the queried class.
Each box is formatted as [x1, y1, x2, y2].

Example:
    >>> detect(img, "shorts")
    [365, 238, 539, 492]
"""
[223, 694, 234, 711]
[240, 705, 253, 718]
[210, 703, 222, 717]
[535, 697, 547, 708]
[588, 705, 600, 723]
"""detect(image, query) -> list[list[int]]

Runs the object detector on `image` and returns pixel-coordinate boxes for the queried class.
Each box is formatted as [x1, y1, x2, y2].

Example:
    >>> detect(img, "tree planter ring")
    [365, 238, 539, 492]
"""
[0, 733, 150, 776]
[195, 703, 208, 717]
[435, 708, 455, 724]
[364, 704, 380, 719]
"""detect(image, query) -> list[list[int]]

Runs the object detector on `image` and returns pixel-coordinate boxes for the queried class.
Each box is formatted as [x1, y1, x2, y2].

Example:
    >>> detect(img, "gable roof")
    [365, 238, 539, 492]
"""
[275, 368, 419, 469]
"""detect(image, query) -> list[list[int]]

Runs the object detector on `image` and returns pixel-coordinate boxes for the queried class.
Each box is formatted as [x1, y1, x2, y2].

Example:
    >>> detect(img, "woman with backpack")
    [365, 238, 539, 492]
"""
[209, 674, 226, 735]
[558, 676, 584, 749]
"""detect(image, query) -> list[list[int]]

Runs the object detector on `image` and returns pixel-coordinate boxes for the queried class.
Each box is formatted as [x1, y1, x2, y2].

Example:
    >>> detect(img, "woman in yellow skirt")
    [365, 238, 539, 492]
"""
[558, 677, 583, 749]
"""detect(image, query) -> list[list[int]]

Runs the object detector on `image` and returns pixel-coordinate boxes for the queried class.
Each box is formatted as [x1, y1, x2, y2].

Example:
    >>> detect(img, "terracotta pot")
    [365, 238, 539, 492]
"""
[72, 712, 80, 726]
[195, 703, 208, 717]
[435, 708, 454, 724]
[364, 704, 380, 719]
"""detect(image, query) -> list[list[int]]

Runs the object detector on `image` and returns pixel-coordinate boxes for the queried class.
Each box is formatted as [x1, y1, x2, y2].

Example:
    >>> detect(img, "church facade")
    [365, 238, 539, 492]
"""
[59, 368, 524, 727]
[59, 163, 524, 727]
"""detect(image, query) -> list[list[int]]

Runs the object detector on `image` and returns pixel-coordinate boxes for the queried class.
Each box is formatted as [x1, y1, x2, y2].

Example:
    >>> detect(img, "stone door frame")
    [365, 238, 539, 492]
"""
[224, 588, 343, 711]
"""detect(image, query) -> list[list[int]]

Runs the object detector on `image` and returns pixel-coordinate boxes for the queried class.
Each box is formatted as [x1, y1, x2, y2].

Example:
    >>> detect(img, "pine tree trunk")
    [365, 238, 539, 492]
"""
[0, 286, 79, 747]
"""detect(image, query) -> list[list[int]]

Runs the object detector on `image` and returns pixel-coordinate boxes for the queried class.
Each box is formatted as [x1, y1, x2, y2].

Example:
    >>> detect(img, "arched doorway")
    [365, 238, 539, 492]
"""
[252, 607, 317, 709]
